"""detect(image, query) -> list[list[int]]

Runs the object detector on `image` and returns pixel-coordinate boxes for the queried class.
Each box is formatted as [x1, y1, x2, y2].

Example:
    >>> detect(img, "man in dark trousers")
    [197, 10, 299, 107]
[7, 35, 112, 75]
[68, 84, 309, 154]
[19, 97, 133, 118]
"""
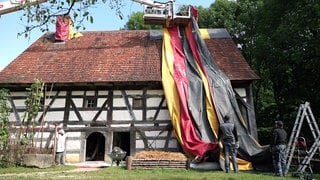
[219, 115, 239, 173]
[270, 120, 287, 176]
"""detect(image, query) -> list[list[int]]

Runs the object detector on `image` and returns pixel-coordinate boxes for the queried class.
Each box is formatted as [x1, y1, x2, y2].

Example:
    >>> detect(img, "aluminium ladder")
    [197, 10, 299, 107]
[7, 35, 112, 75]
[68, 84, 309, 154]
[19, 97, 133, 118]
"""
[285, 102, 320, 176]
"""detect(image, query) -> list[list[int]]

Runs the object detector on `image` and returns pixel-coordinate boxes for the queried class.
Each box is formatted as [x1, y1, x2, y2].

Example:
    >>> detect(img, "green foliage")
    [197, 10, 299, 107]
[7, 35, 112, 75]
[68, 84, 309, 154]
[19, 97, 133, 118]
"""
[195, 0, 320, 143]
[0, 79, 47, 167]
[0, 89, 11, 149]
[252, 0, 320, 134]
[0, 88, 13, 167]
[124, 12, 162, 30]
[198, 0, 238, 32]
[257, 127, 272, 145]
[23, 78, 44, 125]
[17, 0, 125, 37]
[21, 78, 44, 145]
[0, 165, 309, 179]
[0, 164, 76, 173]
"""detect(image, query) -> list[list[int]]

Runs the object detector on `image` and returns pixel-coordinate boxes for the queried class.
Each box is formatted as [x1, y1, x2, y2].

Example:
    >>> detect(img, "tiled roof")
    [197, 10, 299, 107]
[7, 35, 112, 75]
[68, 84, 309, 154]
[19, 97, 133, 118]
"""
[0, 29, 258, 86]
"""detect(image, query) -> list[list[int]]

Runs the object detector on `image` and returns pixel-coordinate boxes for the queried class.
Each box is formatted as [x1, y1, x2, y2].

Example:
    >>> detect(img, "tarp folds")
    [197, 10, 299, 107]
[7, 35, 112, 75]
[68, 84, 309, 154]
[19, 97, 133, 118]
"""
[55, 15, 69, 41]
[161, 6, 269, 170]
[55, 15, 83, 42]
[162, 26, 217, 157]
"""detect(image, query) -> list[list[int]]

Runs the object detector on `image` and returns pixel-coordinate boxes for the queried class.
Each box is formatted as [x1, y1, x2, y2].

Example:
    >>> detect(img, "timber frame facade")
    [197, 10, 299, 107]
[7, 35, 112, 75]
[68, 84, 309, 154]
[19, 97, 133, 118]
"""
[6, 82, 255, 163]
[0, 30, 259, 163]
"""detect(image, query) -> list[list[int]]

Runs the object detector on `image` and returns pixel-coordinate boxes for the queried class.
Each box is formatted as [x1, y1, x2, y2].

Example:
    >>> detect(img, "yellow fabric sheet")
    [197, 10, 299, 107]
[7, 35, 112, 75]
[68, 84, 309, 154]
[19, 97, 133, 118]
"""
[161, 28, 183, 146]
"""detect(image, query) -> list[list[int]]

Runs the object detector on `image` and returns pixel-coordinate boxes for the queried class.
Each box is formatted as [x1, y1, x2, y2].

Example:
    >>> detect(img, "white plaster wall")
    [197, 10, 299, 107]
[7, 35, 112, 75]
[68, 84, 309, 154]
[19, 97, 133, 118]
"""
[136, 139, 177, 149]
[113, 90, 143, 96]
[97, 98, 108, 107]
[72, 91, 84, 96]
[43, 111, 64, 121]
[98, 91, 108, 96]
[8, 89, 177, 163]
[148, 90, 164, 96]
[146, 97, 163, 106]
[146, 110, 170, 121]
[72, 98, 83, 107]
[168, 139, 178, 148]
[135, 129, 176, 149]
[85, 91, 95, 96]
[113, 98, 127, 107]
[12, 99, 25, 108]
[144, 130, 168, 137]
[112, 110, 133, 120]
[45, 98, 66, 108]
[65, 132, 81, 150]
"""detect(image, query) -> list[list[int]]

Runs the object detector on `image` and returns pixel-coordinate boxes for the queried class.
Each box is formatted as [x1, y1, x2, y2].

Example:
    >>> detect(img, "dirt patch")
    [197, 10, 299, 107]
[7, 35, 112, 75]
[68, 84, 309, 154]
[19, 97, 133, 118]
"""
[68, 167, 101, 172]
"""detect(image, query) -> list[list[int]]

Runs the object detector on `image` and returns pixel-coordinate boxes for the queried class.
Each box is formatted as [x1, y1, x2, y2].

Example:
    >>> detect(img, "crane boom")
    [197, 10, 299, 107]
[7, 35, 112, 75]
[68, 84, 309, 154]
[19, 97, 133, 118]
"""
[0, 0, 46, 15]
[0, 0, 190, 27]
[131, 0, 166, 8]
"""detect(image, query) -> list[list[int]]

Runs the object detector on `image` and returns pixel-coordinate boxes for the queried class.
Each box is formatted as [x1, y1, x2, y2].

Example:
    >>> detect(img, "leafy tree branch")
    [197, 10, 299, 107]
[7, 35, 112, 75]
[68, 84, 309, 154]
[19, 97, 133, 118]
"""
[17, 0, 125, 37]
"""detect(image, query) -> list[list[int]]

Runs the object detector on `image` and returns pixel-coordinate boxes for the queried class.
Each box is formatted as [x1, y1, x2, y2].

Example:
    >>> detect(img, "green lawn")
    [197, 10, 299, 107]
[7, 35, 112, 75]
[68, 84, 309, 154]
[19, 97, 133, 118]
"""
[0, 165, 317, 180]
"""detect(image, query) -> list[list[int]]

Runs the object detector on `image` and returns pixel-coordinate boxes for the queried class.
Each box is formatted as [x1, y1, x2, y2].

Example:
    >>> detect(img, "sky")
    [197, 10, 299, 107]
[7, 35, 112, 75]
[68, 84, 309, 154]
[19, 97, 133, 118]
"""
[0, 0, 214, 70]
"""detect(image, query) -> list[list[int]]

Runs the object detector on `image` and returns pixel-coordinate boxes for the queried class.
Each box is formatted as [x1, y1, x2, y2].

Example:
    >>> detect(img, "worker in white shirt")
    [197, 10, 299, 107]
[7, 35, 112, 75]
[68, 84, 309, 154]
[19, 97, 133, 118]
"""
[56, 129, 67, 165]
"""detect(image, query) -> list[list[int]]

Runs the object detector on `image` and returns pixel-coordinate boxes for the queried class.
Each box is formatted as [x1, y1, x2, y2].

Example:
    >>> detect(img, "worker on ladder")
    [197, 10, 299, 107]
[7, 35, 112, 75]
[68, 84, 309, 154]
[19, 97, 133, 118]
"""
[270, 120, 288, 177]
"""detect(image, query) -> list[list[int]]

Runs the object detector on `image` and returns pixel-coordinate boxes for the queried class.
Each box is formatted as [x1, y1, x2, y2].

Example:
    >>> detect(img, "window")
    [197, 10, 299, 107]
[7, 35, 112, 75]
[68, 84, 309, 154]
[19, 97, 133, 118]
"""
[132, 96, 143, 108]
[84, 97, 97, 108]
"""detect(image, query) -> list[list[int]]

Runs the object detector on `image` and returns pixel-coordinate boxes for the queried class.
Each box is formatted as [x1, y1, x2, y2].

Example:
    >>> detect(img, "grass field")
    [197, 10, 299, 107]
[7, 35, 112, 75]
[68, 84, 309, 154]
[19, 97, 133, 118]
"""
[0, 165, 318, 180]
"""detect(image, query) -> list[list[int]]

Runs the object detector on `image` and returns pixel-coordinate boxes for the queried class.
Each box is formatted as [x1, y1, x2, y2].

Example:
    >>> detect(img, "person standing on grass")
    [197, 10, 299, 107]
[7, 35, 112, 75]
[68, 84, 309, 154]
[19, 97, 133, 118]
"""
[270, 120, 287, 176]
[56, 129, 67, 165]
[219, 115, 239, 173]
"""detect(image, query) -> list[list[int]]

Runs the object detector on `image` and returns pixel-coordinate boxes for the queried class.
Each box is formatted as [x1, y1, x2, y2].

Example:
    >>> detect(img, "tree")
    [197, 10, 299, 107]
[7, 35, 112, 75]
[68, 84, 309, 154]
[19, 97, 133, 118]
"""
[15, 0, 125, 37]
[0, 79, 47, 166]
[123, 4, 192, 30]
[124, 11, 161, 30]
[198, 0, 238, 33]
[20, 78, 44, 146]
[0, 88, 11, 167]
[0, 89, 10, 150]
[253, 0, 320, 136]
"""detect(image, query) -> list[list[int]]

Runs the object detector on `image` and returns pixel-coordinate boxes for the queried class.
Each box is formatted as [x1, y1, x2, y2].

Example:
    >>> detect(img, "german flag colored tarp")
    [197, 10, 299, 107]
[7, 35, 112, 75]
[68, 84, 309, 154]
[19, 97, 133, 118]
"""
[161, 6, 270, 170]
[55, 15, 83, 41]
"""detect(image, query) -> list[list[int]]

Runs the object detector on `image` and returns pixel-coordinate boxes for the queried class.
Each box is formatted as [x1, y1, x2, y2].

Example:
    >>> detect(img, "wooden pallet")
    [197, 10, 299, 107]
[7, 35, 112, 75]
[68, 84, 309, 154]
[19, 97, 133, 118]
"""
[126, 156, 189, 170]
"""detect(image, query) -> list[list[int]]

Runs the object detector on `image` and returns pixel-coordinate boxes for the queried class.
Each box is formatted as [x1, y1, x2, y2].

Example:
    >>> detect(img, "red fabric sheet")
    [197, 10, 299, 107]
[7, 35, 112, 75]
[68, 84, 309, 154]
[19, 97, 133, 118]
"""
[55, 15, 70, 41]
[168, 26, 217, 157]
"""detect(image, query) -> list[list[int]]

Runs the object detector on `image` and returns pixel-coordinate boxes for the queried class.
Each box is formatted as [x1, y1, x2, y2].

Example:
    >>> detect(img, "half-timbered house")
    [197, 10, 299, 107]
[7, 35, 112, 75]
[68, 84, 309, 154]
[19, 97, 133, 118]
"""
[0, 29, 259, 163]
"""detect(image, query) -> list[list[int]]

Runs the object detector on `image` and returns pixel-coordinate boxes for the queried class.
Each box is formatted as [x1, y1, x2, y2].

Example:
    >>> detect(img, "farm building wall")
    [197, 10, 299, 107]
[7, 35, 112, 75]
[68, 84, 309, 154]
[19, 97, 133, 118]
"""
[7, 86, 251, 163]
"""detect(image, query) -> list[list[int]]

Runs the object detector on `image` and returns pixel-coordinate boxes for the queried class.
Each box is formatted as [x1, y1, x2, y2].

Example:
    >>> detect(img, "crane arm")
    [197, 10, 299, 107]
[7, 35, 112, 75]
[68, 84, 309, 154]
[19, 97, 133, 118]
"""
[131, 0, 190, 27]
[0, 0, 47, 15]
[131, 0, 172, 9]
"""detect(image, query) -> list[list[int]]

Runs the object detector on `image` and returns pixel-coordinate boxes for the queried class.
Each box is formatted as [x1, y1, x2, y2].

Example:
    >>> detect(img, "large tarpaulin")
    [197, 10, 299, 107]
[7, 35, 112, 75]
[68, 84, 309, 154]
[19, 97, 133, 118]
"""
[161, 6, 270, 170]
[55, 15, 83, 41]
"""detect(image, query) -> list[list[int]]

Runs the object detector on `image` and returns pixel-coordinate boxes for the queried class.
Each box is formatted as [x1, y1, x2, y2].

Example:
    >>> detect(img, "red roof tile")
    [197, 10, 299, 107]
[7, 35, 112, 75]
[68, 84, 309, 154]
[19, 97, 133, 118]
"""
[0, 30, 258, 85]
